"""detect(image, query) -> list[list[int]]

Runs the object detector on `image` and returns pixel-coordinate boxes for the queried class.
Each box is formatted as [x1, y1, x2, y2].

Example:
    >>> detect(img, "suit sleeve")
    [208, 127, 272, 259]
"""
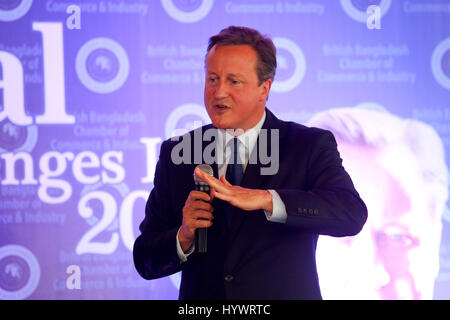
[133, 140, 183, 280]
[276, 130, 368, 237]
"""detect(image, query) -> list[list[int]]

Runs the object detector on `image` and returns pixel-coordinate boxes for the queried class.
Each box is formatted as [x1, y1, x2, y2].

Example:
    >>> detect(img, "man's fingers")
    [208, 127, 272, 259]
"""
[195, 169, 235, 201]
[191, 210, 214, 221]
[211, 190, 231, 203]
[189, 190, 211, 202]
[194, 219, 213, 228]
[195, 168, 228, 193]
[210, 186, 216, 201]
[185, 211, 214, 230]
[183, 198, 214, 221]
[220, 174, 232, 186]
[188, 200, 213, 212]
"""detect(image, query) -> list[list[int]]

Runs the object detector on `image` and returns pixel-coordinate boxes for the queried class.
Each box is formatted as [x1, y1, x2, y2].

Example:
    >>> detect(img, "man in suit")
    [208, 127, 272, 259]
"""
[133, 26, 367, 299]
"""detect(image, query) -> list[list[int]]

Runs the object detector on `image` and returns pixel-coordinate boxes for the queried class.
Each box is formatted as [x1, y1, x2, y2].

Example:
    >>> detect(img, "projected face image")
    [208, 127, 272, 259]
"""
[317, 143, 443, 300]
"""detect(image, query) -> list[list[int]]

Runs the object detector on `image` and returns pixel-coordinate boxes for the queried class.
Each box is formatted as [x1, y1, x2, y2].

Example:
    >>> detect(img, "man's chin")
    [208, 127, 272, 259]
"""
[211, 118, 232, 130]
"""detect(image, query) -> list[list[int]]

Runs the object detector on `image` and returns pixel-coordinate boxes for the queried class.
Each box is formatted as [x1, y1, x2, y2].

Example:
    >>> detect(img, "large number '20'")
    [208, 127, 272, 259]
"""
[75, 190, 149, 255]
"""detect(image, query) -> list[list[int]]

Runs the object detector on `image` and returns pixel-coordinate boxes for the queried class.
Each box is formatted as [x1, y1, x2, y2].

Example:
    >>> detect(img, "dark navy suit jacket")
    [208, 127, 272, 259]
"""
[133, 108, 367, 299]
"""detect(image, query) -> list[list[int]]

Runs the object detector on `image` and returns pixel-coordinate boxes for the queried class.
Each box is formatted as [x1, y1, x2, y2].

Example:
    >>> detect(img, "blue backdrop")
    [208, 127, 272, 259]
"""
[0, 0, 450, 299]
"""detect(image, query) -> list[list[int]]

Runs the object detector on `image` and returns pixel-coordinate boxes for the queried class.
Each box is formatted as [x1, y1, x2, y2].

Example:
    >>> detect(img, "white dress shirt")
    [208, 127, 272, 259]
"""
[177, 110, 287, 262]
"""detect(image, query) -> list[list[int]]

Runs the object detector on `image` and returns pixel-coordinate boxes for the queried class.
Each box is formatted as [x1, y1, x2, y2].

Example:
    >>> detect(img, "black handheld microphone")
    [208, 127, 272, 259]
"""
[193, 164, 213, 253]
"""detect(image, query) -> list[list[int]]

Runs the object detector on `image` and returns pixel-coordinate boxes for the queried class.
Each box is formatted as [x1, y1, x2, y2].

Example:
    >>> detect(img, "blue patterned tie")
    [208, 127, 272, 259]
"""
[224, 137, 243, 230]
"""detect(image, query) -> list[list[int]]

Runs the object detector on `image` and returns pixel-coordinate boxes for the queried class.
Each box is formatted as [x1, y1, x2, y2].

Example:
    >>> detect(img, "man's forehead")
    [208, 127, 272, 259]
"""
[206, 44, 257, 62]
[205, 44, 258, 75]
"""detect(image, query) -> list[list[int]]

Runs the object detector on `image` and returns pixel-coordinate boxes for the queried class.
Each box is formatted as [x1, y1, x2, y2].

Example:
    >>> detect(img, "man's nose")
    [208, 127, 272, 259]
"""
[375, 261, 421, 299]
[214, 81, 228, 99]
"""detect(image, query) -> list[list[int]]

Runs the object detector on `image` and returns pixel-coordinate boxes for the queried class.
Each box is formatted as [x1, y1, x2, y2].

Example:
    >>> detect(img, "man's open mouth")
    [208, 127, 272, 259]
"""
[215, 104, 230, 110]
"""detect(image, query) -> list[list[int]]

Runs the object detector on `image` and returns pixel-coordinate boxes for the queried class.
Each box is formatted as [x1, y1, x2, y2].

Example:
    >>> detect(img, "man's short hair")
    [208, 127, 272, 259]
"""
[206, 25, 277, 85]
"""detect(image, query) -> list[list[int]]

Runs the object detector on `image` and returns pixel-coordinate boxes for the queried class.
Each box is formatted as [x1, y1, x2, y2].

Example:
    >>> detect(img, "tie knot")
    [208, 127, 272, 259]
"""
[227, 136, 239, 147]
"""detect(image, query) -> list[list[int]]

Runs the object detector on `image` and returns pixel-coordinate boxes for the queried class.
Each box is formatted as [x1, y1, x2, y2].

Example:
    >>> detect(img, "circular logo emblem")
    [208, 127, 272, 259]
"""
[431, 38, 450, 91]
[0, 245, 40, 300]
[165, 103, 210, 139]
[161, 0, 213, 23]
[272, 37, 306, 93]
[76, 38, 130, 94]
[0, 0, 33, 21]
[340, 0, 391, 23]
[0, 119, 38, 153]
[0, 119, 27, 151]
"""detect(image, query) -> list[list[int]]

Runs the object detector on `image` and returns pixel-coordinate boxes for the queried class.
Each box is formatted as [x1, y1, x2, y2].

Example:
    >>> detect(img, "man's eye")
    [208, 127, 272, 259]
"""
[231, 80, 240, 85]
[375, 231, 419, 248]
[208, 77, 217, 83]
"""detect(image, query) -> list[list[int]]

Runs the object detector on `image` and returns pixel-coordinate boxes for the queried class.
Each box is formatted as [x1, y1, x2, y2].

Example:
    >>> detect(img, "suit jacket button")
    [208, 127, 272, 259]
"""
[224, 275, 234, 282]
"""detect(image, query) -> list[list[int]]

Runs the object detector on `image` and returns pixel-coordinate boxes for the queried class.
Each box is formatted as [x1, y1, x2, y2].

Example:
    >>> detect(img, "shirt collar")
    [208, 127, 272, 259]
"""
[218, 110, 266, 155]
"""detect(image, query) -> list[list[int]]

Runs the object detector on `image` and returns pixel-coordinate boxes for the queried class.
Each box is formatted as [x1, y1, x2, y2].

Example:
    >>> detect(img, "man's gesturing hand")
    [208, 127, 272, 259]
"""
[178, 190, 214, 253]
[194, 167, 273, 213]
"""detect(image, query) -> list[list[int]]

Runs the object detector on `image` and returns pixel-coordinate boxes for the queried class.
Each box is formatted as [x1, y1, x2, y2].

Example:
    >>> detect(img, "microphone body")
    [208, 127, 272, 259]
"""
[193, 164, 213, 253]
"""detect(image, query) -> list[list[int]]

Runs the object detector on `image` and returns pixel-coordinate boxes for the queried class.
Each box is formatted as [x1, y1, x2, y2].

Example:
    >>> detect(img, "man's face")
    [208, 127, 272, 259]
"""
[317, 143, 442, 299]
[204, 44, 271, 131]
[369, 145, 441, 300]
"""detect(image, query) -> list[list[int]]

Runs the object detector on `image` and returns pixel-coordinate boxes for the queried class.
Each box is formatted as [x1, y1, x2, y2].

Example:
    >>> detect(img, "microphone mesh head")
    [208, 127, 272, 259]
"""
[194, 164, 213, 184]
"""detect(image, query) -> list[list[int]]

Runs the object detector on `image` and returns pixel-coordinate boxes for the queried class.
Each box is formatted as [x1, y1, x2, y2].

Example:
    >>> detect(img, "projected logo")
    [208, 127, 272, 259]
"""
[0, 120, 38, 152]
[340, 0, 391, 23]
[161, 0, 213, 23]
[431, 38, 450, 91]
[165, 103, 210, 139]
[272, 37, 306, 93]
[0, 245, 40, 300]
[0, 0, 33, 21]
[76, 38, 130, 94]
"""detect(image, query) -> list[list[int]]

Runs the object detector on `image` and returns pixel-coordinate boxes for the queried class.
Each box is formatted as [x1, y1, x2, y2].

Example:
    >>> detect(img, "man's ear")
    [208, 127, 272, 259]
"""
[259, 79, 272, 102]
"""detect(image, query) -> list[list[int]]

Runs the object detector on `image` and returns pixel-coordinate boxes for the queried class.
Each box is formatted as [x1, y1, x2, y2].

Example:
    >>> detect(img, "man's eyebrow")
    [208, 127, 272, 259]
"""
[227, 73, 246, 79]
[207, 72, 246, 79]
